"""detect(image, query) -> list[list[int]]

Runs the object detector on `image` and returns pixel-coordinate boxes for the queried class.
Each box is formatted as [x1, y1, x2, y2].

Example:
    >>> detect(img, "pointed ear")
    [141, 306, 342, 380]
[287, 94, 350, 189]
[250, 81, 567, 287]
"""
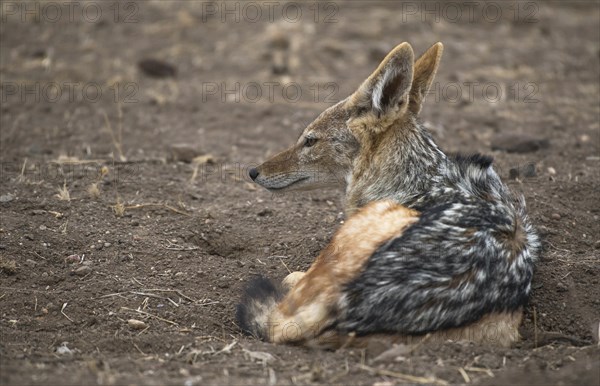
[409, 42, 443, 116]
[353, 42, 414, 118]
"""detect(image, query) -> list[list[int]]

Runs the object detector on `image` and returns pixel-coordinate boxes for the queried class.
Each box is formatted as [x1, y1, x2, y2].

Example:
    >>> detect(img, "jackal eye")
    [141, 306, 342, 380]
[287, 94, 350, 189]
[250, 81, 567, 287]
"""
[304, 137, 318, 148]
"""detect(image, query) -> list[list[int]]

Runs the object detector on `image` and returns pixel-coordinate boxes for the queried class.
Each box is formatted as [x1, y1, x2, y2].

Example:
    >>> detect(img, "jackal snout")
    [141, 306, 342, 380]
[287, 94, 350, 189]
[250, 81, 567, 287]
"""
[250, 101, 359, 191]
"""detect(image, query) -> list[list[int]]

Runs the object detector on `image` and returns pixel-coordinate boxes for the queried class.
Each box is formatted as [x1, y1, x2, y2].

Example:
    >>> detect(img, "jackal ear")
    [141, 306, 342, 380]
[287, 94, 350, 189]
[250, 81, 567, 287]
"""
[409, 42, 443, 116]
[354, 42, 414, 118]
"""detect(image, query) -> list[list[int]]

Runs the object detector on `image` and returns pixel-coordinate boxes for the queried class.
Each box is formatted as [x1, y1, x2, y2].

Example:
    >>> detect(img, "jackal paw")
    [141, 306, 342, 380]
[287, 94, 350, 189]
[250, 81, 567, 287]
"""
[282, 271, 305, 290]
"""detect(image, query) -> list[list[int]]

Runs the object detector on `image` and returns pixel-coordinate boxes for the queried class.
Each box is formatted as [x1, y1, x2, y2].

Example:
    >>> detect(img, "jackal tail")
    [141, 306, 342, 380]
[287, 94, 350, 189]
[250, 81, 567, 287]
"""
[236, 276, 283, 340]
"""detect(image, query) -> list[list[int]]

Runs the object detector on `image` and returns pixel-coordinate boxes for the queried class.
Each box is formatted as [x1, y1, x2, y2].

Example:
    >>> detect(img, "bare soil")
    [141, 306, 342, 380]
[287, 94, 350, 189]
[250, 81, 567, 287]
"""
[1, 2, 599, 385]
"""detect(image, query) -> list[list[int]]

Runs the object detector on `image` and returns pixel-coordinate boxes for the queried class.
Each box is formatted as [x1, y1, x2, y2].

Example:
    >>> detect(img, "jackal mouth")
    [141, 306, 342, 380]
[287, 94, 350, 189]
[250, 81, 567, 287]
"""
[263, 176, 310, 191]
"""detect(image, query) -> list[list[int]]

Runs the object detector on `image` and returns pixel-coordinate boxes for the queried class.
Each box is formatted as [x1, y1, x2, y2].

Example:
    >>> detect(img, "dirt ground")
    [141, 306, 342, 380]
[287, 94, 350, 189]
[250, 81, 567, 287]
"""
[1, 1, 599, 385]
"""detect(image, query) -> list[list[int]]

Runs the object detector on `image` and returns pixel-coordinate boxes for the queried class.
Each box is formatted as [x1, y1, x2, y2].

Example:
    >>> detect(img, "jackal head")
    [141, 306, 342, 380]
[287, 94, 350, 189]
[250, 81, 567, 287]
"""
[249, 42, 443, 197]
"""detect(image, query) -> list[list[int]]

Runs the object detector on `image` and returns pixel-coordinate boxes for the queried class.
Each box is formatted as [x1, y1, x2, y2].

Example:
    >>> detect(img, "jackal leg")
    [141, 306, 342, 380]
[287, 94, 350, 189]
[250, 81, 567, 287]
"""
[282, 271, 306, 291]
[266, 201, 420, 345]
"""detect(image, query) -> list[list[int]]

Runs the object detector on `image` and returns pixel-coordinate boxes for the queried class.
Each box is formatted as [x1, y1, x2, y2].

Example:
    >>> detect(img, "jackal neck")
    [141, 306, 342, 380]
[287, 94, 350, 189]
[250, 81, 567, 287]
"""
[345, 118, 446, 215]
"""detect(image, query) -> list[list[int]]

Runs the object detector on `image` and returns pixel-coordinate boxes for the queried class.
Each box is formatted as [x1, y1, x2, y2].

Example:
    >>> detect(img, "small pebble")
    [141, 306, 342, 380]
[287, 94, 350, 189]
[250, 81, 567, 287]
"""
[127, 319, 148, 330]
[551, 213, 561, 220]
[73, 265, 92, 276]
[56, 343, 73, 355]
[138, 58, 177, 78]
[547, 167, 556, 175]
[104, 242, 111, 248]
[65, 255, 81, 264]
[0, 194, 14, 203]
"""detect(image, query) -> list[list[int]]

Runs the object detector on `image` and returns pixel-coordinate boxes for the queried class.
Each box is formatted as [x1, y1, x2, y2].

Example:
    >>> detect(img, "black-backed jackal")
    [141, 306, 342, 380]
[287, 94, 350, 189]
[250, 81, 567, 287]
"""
[238, 42, 540, 348]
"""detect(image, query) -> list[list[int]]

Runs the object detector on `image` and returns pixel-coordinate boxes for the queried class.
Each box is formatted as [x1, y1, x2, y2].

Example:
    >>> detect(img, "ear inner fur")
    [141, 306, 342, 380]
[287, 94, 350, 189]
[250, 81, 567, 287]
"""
[352, 42, 415, 120]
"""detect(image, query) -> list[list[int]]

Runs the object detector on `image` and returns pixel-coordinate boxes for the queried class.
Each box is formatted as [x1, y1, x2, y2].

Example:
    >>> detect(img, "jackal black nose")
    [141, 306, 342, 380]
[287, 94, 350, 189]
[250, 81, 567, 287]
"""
[249, 168, 259, 181]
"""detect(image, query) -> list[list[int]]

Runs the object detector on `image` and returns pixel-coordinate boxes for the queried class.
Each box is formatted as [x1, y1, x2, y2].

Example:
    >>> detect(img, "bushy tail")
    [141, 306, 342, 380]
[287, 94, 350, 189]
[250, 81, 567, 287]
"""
[236, 276, 283, 341]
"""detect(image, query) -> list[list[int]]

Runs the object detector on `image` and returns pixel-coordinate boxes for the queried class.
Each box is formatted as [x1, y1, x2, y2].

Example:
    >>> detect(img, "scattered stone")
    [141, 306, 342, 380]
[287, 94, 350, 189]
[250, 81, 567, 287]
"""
[138, 58, 177, 78]
[551, 213, 561, 220]
[39, 225, 47, 231]
[557, 282, 571, 293]
[594, 240, 600, 250]
[104, 242, 111, 248]
[73, 265, 92, 276]
[25, 259, 37, 267]
[547, 167, 557, 175]
[0, 194, 14, 203]
[168, 144, 202, 163]
[65, 255, 82, 264]
[56, 342, 73, 355]
[31, 209, 46, 215]
[242, 348, 275, 364]
[217, 281, 230, 289]
[257, 208, 273, 217]
[0, 257, 17, 275]
[24, 234, 34, 241]
[491, 134, 549, 153]
[127, 319, 148, 330]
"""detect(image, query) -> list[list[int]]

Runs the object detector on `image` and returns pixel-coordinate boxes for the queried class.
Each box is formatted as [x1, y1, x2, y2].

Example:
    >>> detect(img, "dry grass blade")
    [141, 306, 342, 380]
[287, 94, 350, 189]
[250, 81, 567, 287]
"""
[357, 364, 448, 385]
[140, 289, 196, 303]
[55, 182, 71, 201]
[120, 307, 179, 326]
[17, 158, 27, 183]
[242, 348, 276, 364]
[219, 340, 237, 354]
[163, 240, 199, 251]
[61, 303, 74, 322]
[103, 111, 126, 162]
[458, 367, 471, 383]
[464, 367, 495, 377]
[124, 203, 190, 216]
[112, 197, 126, 217]
[130, 292, 179, 307]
